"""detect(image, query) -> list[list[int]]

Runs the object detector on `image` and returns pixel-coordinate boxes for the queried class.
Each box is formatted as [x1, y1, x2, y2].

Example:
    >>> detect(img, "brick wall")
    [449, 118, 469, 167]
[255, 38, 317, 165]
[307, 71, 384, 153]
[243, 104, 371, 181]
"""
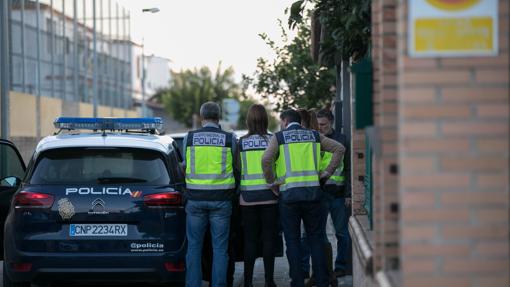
[398, 0, 510, 286]
[371, 0, 400, 274]
[351, 130, 367, 216]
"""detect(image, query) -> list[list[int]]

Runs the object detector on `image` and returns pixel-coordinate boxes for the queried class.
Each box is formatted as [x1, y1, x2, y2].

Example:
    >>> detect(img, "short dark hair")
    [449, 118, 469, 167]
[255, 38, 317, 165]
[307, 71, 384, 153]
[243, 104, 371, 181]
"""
[200, 102, 221, 121]
[280, 109, 301, 124]
[316, 108, 334, 122]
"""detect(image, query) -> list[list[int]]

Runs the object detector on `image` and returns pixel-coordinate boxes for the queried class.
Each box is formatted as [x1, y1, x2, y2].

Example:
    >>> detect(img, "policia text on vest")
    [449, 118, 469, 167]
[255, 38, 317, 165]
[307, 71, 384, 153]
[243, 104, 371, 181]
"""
[239, 134, 277, 202]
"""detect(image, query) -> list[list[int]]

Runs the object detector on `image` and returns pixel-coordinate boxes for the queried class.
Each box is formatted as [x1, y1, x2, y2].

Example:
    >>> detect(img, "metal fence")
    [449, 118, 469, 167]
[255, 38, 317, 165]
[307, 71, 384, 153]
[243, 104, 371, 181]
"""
[7, 0, 132, 110]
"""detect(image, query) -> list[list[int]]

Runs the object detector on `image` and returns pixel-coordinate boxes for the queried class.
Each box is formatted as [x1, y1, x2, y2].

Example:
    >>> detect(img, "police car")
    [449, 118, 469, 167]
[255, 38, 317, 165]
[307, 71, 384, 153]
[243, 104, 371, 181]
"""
[2, 118, 186, 287]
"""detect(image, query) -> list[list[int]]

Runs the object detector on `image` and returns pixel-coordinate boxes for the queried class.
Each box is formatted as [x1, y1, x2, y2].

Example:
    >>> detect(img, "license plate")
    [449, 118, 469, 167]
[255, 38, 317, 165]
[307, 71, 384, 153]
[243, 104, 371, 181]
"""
[69, 224, 128, 237]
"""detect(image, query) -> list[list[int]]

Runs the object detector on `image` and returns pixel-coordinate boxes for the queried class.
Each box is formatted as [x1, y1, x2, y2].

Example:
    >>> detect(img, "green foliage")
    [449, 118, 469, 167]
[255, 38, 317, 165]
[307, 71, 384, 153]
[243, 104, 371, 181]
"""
[244, 19, 336, 111]
[161, 65, 241, 127]
[289, 0, 371, 62]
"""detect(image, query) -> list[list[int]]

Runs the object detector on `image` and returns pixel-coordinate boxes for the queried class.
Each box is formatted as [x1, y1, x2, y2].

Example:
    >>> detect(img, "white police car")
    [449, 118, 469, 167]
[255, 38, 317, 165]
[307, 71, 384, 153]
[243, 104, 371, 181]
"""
[2, 118, 186, 287]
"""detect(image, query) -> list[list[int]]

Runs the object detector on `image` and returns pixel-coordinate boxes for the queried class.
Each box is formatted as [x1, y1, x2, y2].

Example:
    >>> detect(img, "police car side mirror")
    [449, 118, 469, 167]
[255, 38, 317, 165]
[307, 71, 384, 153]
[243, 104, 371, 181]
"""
[0, 176, 21, 188]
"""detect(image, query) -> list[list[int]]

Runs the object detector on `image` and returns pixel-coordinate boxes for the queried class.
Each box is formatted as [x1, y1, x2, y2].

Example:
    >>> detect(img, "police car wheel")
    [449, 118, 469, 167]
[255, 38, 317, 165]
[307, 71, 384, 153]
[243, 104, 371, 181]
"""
[2, 262, 31, 287]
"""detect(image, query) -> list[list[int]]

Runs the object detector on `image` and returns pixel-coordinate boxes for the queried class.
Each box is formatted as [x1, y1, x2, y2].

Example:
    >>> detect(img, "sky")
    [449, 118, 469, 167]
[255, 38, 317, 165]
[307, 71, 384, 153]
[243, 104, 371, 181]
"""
[121, 0, 296, 81]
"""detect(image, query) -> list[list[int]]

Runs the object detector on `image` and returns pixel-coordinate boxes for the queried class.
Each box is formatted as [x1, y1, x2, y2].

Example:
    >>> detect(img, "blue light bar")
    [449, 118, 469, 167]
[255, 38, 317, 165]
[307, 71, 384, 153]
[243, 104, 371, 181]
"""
[54, 117, 163, 132]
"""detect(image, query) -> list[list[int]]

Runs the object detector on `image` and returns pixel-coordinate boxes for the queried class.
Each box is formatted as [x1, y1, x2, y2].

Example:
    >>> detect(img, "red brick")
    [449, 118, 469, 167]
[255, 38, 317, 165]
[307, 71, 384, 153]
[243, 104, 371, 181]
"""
[440, 54, 509, 67]
[404, 258, 437, 273]
[441, 87, 509, 103]
[477, 275, 510, 287]
[401, 243, 470, 257]
[403, 57, 439, 69]
[402, 138, 470, 153]
[402, 105, 471, 119]
[440, 157, 508, 171]
[476, 139, 510, 152]
[400, 88, 437, 103]
[476, 104, 509, 118]
[443, 258, 509, 273]
[401, 191, 436, 208]
[402, 208, 470, 223]
[441, 191, 508, 205]
[403, 157, 435, 172]
[442, 226, 508, 240]
[474, 242, 510, 257]
[441, 122, 508, 137]
[403, 70, 471, 85]
[401, 174, 470, 189]
[402, 276, 470, 287]
[401, 122, 438, 137]
[476, 69, 510, 84]
[476, 209, 510, 224]
[477, 174, 509, 188]
[401, 226, 437, 241]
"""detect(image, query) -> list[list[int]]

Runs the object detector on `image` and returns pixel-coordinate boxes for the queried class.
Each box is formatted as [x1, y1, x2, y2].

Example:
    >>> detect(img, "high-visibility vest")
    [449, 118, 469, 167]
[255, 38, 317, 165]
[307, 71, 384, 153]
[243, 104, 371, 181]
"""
[320, 151, 345, 187]
[185, 127, 235, 196]
[275, 125, 322, 202]
[239, 134, 276, 202]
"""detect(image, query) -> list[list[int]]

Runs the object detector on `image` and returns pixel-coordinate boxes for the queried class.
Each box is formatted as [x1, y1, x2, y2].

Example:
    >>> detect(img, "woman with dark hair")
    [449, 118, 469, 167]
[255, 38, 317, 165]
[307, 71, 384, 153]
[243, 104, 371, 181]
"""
[297, 108, 312, 129]
[297, 108, 319, 131]
[308, 109, 319, 131]
[238, 104, 278, 287]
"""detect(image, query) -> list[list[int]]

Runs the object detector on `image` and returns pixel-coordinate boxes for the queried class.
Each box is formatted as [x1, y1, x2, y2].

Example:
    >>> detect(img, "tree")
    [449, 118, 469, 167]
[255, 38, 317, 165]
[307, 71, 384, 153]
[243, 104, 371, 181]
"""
[161, 65, 242, 127]
[244, 19, 336, 111]
[288, 0, 371, 62]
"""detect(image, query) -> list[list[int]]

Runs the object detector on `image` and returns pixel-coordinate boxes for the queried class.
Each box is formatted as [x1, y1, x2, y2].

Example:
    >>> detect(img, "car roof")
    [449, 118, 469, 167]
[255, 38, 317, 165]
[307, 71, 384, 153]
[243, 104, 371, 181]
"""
[35, 132, 175, 155]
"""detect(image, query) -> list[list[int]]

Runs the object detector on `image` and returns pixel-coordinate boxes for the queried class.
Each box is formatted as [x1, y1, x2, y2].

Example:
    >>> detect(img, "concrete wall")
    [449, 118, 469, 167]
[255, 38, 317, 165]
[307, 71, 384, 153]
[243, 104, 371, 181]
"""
[7, 91, 139, 161]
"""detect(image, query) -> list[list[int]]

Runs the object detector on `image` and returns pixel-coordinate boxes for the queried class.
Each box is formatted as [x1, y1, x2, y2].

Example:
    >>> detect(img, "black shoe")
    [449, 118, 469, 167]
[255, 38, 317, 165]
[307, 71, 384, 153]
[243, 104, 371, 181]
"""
[333, 269, 353, 278]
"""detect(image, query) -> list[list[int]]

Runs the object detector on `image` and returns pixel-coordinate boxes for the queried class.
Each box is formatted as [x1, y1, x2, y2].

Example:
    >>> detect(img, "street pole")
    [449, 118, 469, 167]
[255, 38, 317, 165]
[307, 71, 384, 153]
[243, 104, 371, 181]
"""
[92, 0, 98, 117]
[141, 39, 145, 117]
[83, 0, 88, 103]
[139, 8, 159, 117]
[122, 7, 127, 115]
[0, 0, 10, 139]
[36, 0, 41, 138]
[50, 0, 55, 98]
[73, 0, 79, 103]
[108, 0, 113, 115]
[20, 0, 26, 93]
[62, 0, 66, 100]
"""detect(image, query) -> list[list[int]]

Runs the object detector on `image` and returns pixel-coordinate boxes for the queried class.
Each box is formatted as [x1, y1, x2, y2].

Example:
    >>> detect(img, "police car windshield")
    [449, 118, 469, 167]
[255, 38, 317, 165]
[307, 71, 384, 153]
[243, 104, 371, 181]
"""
[29, 148, 171, 185]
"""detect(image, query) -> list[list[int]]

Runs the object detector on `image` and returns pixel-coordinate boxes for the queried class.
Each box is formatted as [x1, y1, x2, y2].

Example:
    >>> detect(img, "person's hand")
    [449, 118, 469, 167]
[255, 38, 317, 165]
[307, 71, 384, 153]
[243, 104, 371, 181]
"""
[345, 197, 351, 207]
[319, 171, 331, 180]
[269, 182, 280, 196]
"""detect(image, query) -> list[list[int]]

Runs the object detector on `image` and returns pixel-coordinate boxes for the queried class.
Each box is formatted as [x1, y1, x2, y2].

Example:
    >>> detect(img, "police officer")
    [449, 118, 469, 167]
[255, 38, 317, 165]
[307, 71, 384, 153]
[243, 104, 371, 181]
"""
[262, 109, 345, 287]
[301, 108, 352, 285]
[316, 108, 352, 277]
[183, 102, 237, 287]
[238, 104, 278, 287]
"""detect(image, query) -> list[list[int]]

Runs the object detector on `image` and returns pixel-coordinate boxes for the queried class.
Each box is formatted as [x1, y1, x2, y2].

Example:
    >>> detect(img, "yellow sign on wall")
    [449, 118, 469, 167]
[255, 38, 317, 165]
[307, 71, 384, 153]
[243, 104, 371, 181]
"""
[409, 0, 498, 57]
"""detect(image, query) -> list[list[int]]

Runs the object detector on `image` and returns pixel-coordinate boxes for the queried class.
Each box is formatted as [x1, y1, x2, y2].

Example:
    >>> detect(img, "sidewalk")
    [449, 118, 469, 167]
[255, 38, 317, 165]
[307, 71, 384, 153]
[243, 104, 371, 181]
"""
[230, 216, 353, 287]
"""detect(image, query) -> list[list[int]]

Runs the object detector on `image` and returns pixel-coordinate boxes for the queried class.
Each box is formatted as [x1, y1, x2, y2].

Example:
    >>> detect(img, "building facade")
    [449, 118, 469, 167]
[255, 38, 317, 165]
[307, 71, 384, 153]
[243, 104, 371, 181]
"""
[349, 1, 509, 286]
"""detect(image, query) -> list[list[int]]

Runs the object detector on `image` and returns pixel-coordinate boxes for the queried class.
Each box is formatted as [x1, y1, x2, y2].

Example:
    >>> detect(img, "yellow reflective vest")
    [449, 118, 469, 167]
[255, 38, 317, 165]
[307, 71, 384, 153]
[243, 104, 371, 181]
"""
[239, 134, 276, 202]
[185, 127, 235, 201]
[275, 125, 322, 202]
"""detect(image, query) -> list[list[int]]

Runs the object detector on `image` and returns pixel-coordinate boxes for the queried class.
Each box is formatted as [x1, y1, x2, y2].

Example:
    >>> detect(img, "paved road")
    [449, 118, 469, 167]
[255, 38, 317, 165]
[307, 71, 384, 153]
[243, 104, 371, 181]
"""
[1, 219, 352, 287]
